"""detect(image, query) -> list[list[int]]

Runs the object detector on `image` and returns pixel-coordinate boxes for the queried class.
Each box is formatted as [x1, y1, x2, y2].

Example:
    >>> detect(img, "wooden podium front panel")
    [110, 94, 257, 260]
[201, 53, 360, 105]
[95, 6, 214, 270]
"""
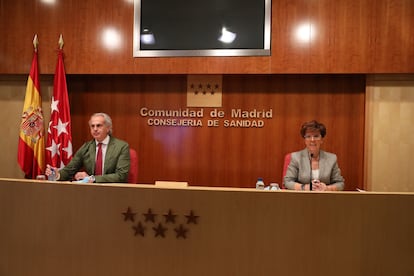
[0, 178, 413, 276]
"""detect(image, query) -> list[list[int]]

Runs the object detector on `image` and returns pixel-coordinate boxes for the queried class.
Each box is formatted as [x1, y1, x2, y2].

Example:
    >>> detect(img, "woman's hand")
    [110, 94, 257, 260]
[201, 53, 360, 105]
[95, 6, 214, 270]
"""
[312, 180, 328, 191]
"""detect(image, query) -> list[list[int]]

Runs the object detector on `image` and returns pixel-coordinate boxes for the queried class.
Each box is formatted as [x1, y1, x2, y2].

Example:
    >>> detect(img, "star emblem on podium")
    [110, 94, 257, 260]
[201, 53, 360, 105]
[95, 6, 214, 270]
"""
[185, 210, 199, 224]
[143, 208, 157, 223]
[153, 223, 167, 238]
[164, 209, 177, 224]
[122, 207, 200, 239]
[133, 221, 146, 237]
[174, 224, 188, 239]
[122, 207, 136, 222]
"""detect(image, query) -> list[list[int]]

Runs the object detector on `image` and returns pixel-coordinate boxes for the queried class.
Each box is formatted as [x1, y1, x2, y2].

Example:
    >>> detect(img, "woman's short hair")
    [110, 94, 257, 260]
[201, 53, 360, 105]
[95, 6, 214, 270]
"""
[300, 120, 326, 138]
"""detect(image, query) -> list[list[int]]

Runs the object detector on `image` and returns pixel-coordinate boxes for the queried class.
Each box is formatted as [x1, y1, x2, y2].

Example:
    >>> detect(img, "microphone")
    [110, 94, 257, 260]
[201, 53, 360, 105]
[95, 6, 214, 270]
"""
[309, 153, 313, 191]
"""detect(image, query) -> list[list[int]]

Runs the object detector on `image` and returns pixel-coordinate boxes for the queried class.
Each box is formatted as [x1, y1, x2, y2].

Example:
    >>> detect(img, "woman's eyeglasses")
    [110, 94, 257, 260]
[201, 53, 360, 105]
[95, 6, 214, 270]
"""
[304, 135, 322, 141]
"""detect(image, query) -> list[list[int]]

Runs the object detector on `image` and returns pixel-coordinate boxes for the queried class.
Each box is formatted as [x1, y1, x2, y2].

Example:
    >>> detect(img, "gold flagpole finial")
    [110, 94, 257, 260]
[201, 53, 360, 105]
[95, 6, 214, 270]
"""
[58, 34, 64, 50]
[33, 34, 39, 51]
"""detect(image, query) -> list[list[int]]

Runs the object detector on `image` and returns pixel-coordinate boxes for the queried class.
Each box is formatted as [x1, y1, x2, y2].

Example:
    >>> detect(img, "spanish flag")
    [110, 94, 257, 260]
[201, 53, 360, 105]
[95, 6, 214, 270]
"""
[17, 35, 45, 178]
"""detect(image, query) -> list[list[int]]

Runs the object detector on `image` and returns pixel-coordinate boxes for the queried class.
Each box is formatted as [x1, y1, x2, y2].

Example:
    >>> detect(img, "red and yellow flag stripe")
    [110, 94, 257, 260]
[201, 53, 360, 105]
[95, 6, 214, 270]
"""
[17, 49, 45, 178]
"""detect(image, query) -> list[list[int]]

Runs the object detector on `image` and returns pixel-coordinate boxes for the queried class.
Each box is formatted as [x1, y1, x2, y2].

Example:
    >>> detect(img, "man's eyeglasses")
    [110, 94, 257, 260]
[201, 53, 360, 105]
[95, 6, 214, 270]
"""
[304, 135, 322, 141]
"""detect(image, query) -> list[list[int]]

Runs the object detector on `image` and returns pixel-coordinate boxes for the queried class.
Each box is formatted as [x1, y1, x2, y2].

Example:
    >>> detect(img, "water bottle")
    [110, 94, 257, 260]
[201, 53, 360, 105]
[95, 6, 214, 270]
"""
[256, 177, 265, 190]
[48, 168, 56, 181]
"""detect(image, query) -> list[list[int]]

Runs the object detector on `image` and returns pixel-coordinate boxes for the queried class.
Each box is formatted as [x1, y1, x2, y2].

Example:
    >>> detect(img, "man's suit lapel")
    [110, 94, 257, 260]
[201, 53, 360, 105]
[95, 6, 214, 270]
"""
[103, 138, 115, 173]
[89, 141, 97, 173]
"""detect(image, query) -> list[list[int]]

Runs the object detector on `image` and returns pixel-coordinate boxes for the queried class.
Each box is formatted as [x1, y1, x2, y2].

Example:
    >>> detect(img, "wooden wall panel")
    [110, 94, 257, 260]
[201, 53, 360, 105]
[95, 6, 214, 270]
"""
[66, 75, 365, 190]
[369, 1, 414, 72]
[308, 0, 371, 72]
[0, 0, 413, 74]
[271, 0, 312, 72]
[365, 76, 414, 192]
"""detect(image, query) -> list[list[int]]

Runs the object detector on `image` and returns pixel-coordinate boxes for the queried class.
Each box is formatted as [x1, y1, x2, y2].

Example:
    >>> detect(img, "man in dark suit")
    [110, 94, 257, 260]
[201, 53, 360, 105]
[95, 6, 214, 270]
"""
[46, 113, 130, 183]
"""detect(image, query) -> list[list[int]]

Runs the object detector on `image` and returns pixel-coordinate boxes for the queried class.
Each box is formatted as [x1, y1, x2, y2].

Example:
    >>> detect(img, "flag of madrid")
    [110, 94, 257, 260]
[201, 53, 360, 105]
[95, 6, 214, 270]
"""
[46, 48, 73, 168]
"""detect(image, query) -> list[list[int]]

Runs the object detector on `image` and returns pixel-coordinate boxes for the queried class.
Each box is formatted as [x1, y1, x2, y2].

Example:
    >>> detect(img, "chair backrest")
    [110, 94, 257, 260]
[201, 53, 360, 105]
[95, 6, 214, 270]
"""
[128, 148, 138, 184]
[282, 153, 292, 189]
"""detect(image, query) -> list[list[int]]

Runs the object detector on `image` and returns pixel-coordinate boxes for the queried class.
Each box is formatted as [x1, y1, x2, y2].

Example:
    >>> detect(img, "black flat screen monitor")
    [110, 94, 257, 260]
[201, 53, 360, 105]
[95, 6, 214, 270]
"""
[133, 0, 271, 57]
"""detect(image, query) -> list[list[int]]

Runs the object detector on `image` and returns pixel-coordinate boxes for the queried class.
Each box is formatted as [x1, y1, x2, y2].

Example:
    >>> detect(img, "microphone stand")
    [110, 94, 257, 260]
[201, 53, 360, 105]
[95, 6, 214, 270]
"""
[309, 153, 313, 191]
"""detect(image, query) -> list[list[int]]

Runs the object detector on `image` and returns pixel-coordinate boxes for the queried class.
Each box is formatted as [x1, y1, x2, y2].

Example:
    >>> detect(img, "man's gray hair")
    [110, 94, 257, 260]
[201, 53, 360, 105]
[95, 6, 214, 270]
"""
[90, 112, 113, 135]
